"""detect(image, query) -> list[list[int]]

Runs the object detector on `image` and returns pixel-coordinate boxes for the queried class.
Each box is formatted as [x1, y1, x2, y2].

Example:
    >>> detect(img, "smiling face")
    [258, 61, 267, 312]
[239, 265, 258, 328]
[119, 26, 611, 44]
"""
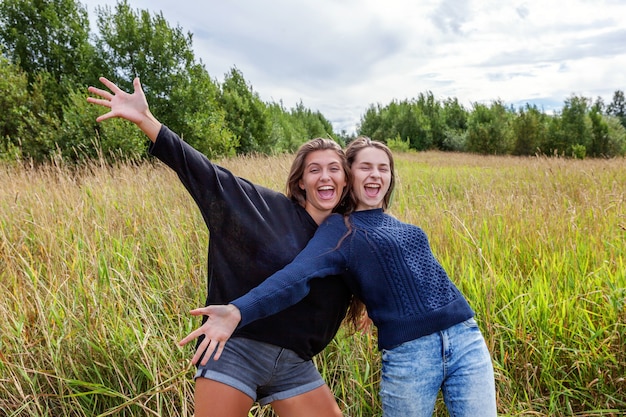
[299, 149, 348, 224]
[351, 147, 392, 211]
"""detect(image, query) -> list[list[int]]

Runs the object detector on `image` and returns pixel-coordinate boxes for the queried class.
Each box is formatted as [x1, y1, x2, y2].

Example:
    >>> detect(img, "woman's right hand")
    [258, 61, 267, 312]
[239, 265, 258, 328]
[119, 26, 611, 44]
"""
[87, 77, 162, 141]
[178, 304, 242, 365]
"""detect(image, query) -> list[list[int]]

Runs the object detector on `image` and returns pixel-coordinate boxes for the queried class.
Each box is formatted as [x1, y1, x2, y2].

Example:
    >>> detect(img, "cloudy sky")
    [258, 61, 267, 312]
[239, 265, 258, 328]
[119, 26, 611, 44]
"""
[82, 0, 626, 134]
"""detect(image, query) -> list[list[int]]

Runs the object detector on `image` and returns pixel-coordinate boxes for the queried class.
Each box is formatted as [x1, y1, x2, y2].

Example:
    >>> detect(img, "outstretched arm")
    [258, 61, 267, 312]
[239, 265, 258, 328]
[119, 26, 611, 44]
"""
[87, 77, 162, 142]
[178, 304, 242, 365]
[179, 216, 348, 365]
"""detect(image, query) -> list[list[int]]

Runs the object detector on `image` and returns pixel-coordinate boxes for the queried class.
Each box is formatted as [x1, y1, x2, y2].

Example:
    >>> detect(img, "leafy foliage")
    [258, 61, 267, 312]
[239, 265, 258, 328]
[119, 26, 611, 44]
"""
[1, 0, 625, 161]
[466, 100, 513, 154]
[0, 55, 59, 161]
[219, 67, 272, 154]
[511, 104, 548, 156]
[0, 0, 101, 114]
[94, 1, 194, 128]
[607, 90, 626, 128]
[54, 87, 147, 162]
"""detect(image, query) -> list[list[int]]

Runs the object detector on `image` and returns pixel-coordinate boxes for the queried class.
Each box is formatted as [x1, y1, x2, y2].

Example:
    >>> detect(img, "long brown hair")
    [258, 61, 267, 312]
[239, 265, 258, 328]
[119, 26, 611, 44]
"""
[342, 136, 397, 331]
[286, 139, 363, 329]
[286, 138, 351, 214]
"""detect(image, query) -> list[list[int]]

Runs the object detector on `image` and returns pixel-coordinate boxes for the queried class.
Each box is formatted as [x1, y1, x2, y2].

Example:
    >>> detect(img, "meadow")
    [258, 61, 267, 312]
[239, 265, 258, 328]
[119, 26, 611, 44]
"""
[0, 151, 624, 416]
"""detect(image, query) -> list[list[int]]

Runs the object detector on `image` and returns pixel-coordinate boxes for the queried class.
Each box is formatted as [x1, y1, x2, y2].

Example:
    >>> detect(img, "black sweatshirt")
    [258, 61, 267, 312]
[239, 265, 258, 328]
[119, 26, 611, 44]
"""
[149, 126, 352, 360]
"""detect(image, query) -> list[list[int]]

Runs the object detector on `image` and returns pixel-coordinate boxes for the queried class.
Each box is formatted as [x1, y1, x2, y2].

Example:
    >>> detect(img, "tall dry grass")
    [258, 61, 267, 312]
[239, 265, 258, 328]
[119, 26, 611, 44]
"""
[1, 151, 624, 416]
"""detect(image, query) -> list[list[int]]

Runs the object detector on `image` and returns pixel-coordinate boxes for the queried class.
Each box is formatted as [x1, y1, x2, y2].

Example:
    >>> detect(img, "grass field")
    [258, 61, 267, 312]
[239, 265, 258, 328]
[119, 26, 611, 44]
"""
[1, 151, 624, 416]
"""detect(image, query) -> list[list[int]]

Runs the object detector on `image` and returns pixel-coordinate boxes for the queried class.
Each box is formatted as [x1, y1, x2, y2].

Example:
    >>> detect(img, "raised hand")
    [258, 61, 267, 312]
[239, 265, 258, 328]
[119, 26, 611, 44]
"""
[87, 77, 161, 141]
[178, 304, 242, 365]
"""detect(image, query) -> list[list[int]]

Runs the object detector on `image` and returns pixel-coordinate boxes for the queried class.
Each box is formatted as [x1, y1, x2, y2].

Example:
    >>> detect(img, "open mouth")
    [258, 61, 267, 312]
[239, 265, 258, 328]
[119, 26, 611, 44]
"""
[318, 185, 336, 200]
[364, 184, 381, 198]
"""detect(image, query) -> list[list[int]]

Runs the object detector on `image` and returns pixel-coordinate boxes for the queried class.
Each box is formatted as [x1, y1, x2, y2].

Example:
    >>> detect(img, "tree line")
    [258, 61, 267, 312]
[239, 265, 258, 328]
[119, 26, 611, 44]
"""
[358, 92, 626, 158]
[1, 0, 625, 163]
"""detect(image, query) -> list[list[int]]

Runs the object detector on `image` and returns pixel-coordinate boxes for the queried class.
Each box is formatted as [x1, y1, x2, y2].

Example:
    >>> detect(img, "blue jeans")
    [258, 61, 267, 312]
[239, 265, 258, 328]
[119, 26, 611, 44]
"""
[380, 318, 497, 417]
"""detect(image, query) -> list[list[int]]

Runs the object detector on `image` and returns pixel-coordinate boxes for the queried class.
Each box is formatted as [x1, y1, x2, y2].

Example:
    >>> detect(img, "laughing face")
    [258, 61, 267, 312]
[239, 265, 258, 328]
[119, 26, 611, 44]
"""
[299, 149, 348, 224]
[351, 147, 392, 211]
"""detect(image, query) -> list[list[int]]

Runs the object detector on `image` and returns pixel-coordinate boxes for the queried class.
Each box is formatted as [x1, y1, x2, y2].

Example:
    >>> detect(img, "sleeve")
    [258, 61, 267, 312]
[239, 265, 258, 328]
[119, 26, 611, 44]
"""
[148, 125, 282, 229]
[232, 215, 349, 326]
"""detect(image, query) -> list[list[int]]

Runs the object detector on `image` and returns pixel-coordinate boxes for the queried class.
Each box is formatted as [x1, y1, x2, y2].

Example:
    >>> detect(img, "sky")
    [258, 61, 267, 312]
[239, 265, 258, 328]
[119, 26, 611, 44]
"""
[81, 0, 626, 134]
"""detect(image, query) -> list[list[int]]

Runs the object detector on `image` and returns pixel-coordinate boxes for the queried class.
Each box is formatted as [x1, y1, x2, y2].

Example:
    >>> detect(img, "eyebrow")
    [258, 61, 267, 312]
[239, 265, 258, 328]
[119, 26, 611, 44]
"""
[307, 160, 342, 167]
[358, 161, 388, 167]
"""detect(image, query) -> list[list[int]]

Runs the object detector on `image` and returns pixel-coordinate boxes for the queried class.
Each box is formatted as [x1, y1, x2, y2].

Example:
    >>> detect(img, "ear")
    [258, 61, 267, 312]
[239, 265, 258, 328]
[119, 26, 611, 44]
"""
[299, 179, 305, 190]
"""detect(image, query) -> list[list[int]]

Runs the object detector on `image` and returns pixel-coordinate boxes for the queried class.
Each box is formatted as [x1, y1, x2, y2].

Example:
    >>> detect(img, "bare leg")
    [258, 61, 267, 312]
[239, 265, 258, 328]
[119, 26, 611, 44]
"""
[271, 384, 342, 417]
[194, 377, 255, 417]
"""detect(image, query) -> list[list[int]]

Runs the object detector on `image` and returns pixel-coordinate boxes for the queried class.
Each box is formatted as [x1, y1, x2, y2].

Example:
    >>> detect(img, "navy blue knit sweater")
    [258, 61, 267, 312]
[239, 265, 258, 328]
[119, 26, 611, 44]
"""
[149, 126, 351, 360]
[233, 209, 474, 350]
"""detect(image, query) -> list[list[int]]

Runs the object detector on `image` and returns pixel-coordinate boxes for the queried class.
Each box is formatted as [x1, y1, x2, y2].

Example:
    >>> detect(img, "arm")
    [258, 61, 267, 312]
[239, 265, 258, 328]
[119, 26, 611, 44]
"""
[87, 77, 161, 142]
[178, 215, 349, 364]
[89, 77, 290, 233]
[232, 215, 348, 326]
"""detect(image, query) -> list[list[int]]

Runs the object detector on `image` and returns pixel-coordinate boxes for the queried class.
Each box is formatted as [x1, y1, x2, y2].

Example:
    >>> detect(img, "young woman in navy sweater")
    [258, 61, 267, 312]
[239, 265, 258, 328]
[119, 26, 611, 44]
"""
[88, 77, 356, 417]
[186, 137, 498, 416]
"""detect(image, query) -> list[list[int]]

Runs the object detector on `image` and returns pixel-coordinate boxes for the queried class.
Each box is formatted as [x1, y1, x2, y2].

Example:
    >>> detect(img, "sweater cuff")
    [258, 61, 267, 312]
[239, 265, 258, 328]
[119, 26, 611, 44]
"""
[147, 125, 170, 155]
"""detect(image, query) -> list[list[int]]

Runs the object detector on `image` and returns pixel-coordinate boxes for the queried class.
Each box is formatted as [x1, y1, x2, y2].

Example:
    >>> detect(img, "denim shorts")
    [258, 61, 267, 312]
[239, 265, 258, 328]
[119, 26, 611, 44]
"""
[194, 337, 325, 406]
[380, 318, 497, 417]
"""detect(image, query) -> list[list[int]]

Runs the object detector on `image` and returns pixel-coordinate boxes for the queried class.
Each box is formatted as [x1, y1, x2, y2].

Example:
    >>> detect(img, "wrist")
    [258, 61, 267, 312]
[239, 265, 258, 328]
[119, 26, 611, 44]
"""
[137, 110, 162, 142]
[228, 304, 242, 323]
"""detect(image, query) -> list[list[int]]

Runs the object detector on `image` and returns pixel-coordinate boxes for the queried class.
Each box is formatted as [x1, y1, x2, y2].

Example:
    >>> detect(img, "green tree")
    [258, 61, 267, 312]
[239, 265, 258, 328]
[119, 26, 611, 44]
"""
[0, 54, 29, 156]
[400, 101, 431, 151]
[219, 67, 271, 154]
[357, 103, 386, 141]
[440, 97, 468, 151]
[0, 0, 100, 113]
[544, 114, 566, 156]
[466, 100, 513, 154]
[607, 90, 626, 129]
[359, 94, 466, 152]
[511, 104, 548, 156]
[169, 64, 237, 158]
[94, 0, 195, 133]
[560, 95, 592, 156]
[358, 99, 432, 150]
[588, 100, 610, 157]
[266, 102, 307, 153]
[0, 54, 59, 161]
[290, 101, 337, 143]
[91, 1, 237, 159]
[605, 116, 626, 156]
[415, 92, 444, 149]
[55, 86, 146, 163]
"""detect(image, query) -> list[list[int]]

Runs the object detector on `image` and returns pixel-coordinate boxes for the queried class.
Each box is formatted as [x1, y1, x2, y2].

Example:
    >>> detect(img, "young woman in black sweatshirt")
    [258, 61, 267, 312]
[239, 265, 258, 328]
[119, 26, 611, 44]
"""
[88, 77, 356, 417]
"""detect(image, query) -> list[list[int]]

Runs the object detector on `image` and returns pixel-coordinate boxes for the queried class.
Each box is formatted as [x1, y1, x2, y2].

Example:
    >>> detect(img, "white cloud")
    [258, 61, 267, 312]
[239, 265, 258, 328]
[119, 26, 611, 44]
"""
[82, 0, 626, 133]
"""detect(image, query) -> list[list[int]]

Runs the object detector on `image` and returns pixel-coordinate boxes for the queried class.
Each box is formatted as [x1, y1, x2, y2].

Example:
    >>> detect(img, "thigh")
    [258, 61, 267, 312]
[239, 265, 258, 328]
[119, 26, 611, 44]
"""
[380, 333, 443, 417]
[442, 319, 497, 417]
[194, 336, 279, 401]
[194, 377, 254, 417]
[271, 384, 342, 417]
